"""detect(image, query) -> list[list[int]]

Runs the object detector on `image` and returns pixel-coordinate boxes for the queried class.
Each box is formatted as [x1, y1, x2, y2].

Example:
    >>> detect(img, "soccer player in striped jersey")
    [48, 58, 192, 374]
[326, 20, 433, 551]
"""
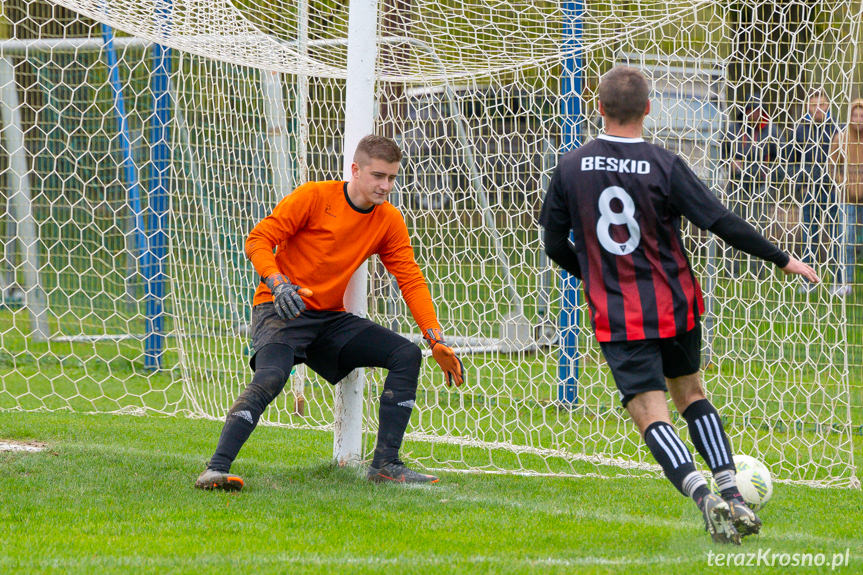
[540, 66, 818, 544]
[195, 135, 464, 491]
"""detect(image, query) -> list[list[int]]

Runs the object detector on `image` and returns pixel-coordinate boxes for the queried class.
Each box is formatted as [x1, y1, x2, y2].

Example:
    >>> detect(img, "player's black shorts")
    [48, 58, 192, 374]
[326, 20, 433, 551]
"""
[598, 322, 701, 408]
[249, 303, 384, 384]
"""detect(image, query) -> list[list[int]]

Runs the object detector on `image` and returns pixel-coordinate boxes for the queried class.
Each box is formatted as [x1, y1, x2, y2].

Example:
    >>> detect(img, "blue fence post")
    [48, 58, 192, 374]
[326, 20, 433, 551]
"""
[145, 0, 172, 370]
[558, 0, 584, 405]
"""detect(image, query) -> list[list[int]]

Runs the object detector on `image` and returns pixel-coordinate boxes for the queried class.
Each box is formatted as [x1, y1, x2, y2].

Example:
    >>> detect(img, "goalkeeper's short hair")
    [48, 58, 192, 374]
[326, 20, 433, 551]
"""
[355, 134, 402, 165]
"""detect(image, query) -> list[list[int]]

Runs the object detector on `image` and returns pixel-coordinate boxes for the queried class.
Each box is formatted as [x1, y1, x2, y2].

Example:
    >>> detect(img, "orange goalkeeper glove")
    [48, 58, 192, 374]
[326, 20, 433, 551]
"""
[424, 328, 464, 387]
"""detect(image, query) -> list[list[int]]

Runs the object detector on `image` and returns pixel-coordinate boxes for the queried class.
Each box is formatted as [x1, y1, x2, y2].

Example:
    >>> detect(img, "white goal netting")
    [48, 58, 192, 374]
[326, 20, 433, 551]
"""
[1, 0, 861, 487]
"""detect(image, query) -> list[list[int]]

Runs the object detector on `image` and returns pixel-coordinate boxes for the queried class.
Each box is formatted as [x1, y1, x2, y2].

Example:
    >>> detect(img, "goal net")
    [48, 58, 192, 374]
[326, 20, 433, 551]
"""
[1, 0, 860, 487]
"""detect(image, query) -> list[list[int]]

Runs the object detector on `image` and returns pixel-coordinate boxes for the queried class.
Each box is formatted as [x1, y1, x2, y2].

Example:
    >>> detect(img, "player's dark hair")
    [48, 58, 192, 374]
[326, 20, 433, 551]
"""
[599, 66, 650, 124]
[354, 134, 402, 165]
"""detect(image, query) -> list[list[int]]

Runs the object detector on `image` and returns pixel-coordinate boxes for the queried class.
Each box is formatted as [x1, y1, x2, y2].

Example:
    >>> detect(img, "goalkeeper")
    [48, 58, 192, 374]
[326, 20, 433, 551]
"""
[196, 134, 464, 491]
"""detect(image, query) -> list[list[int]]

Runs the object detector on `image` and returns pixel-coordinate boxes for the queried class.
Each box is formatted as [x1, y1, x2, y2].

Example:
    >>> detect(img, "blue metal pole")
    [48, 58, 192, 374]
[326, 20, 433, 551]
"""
[146, 0, 172, 370]
[100, 24, 148, 295]
[558, 0, 584, 405]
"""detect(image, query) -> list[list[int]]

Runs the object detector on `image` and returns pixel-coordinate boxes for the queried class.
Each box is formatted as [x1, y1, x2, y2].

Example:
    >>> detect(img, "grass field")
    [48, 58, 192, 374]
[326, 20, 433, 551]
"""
[1, 412, 861, 574]
[2, 267, 862, 484]
[3, 201, 862, 570]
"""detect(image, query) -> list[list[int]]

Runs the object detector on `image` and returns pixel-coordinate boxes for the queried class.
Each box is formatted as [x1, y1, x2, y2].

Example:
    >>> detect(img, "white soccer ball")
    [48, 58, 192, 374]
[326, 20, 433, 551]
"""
[708, 454, 773, 510]
[731, 454, 773, 511]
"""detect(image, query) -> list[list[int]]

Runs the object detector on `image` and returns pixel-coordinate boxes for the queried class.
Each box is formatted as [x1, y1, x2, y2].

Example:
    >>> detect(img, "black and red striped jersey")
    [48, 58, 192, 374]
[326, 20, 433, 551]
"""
[539, 134, 729, 342]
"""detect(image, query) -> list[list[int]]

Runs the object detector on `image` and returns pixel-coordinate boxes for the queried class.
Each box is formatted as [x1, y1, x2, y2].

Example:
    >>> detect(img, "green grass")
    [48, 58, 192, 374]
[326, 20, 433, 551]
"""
[1, 412, 861, 574]
[3, 269, 862, 486]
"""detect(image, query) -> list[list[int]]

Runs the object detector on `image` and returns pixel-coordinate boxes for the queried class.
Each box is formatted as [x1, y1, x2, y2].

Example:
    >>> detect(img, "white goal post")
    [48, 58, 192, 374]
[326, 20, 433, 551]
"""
[0, 0, 860, 488]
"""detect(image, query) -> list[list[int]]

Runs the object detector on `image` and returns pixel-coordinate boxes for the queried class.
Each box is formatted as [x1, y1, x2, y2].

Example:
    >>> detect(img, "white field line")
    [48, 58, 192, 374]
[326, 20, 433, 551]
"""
[0, 440, 46, 452]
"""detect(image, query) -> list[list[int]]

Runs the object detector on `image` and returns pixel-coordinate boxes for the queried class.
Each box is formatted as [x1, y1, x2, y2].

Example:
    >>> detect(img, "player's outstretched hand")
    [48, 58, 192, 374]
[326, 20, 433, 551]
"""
[781, 257, 819, 284]
[264, 273, 313, 320]
[424, 328, 464, 387]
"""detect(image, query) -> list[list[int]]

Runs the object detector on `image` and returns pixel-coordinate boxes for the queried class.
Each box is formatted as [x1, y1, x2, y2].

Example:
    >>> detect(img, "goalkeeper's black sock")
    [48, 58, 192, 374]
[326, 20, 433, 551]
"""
[336, 332, 421, 470]
[207, 354, 292, 472]
[644, 421, 706, 499]
[208, 409, 258, 472]
[372, 399, 414, 469]
[367, 344, 421, 469]
[683, 399, 736, 475]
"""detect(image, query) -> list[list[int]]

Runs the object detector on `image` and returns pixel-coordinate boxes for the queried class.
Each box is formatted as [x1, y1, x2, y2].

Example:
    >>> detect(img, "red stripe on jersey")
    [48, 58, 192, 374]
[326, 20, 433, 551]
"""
[668, 233, 703, 330]
[692, 275, 705, 329]
[615, 254, 646, 340]
[637, 218, 677, 338]
[585, 230, 611, 341]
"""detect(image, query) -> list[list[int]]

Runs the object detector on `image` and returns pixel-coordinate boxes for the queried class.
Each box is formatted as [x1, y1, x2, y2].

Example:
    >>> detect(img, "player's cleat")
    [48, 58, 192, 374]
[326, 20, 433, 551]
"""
[367, 459, 439, 484]
[699, 493, 741, 544]
[195, 468, 244, 491]
[726, 497, 762, 537]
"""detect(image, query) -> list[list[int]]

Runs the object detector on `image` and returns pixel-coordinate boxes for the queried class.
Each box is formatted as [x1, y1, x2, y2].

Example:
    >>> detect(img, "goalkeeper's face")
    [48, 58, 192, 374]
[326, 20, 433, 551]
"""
[351, 157, 400, 208]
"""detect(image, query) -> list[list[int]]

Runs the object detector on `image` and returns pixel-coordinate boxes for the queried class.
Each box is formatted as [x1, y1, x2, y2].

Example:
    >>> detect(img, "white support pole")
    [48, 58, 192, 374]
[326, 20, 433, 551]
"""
[0, 57, 49, 341]
[261, 64, 310, 414]
[333, 0, 379, 466]
[291, 2, 310, 416]
[261, 70, 294, 198]
[296, 0, 310, 184]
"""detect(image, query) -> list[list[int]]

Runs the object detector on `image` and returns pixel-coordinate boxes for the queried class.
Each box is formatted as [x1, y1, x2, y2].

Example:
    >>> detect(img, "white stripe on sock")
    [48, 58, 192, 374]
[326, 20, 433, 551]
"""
[659, 425, 692, 467]
[650, 428, 679, 468]
[714, 469, 737, 491]
[694, 418, 718, 469]
[708, 413, 731, 466]
[658, 424, 691, 465]
[700, 415, 724, 468]
[682, 471, 708, 498]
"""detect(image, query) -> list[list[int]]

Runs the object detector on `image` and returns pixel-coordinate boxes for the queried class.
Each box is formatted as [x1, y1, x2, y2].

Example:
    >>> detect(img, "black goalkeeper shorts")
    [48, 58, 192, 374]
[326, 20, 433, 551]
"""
[598, 322, 702, 408]
[249, 303, 383, 384]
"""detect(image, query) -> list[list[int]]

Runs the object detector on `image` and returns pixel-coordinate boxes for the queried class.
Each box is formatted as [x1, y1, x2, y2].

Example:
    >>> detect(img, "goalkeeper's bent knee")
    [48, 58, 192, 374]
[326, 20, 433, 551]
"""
[230, 365, 289, 420]
[380, 343, 421, 407]
[385, 341, 422, 382]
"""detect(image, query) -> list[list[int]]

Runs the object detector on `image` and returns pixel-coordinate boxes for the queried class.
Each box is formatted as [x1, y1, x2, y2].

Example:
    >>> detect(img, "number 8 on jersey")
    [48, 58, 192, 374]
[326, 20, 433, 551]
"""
[597, 186, 641, 255]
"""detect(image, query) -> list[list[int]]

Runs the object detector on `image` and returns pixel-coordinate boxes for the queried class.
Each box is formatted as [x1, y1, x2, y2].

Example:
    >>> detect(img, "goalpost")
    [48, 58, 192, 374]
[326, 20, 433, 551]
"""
[0, 0, 860, 488]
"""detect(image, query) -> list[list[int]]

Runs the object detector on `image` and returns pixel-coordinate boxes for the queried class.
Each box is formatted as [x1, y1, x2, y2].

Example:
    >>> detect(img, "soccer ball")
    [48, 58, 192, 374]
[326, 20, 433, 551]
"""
[710, 454, 773, 511]
[733, 454, 773, 510]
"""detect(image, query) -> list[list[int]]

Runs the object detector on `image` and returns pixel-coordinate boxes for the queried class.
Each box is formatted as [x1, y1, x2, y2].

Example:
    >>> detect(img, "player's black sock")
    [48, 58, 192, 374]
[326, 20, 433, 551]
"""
[207, 345, 293, 472]
[373, 397, 414, 469]
[369, 343, 421, 469]
[337, 329, 423, 470]
[208, 409, 258, 472]
[692, 484, 713, 508]
[683, 398, 736, 476]
[720, 488, 746, 504]
[644, 421, 706, 498]
[713, 469, 745, 502]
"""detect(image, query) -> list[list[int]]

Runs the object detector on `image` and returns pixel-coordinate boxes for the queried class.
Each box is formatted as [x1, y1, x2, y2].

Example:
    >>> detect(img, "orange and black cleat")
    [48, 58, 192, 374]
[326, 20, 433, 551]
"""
[367, 459, 439, 484]
[195, 468, 244, 492]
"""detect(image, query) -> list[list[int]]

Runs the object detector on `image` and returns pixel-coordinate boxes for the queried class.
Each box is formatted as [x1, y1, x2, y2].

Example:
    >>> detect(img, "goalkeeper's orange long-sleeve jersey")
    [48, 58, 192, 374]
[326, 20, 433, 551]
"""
[245, 180, 440, 333]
